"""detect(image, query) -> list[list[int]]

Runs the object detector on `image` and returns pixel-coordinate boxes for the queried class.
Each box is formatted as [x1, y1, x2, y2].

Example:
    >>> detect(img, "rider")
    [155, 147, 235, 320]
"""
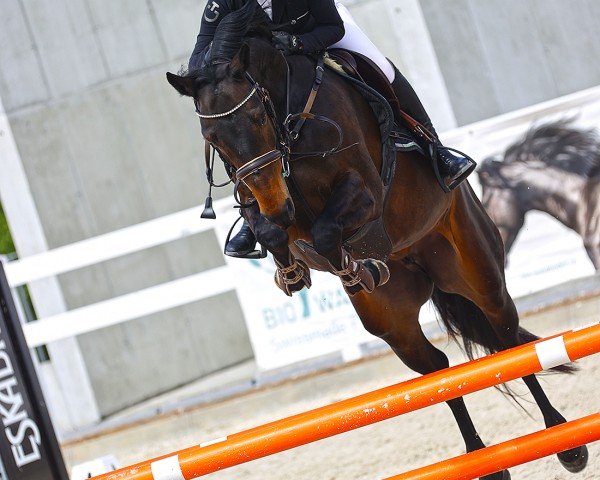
[190, 0, 476, 257]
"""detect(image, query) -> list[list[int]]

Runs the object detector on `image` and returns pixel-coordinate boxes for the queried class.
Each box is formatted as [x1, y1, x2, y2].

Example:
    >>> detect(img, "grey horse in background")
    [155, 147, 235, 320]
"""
[478, 120, 600, 270]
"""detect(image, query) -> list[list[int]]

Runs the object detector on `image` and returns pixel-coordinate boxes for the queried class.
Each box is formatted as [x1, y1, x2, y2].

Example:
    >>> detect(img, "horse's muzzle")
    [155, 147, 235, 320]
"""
[269, 198, 295, 229]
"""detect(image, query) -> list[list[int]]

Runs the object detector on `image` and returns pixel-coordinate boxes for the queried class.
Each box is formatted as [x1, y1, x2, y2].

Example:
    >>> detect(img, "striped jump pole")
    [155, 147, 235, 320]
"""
[385, 413, 600, 480]
[93, 322, 600, 480]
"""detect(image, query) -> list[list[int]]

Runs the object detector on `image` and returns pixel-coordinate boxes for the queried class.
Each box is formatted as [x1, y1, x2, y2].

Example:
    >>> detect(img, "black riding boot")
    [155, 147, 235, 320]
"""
[390, 66, 476, 190]
[225, 219, 258, 257]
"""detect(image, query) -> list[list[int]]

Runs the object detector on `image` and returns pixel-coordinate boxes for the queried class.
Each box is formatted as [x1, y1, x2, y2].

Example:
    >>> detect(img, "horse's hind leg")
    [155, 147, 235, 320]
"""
[422, 185, 588, 474]
[350, 260, 507, 479]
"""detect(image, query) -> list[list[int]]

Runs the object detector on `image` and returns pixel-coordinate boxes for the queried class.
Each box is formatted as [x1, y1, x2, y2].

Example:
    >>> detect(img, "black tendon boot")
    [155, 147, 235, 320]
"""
[225, 219, 258, 257]
[390, 66, 476, 190]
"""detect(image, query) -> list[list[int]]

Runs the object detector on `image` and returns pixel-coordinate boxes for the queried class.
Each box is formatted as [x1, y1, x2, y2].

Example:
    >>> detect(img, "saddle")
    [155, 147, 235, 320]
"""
[327, 50, 402, 123]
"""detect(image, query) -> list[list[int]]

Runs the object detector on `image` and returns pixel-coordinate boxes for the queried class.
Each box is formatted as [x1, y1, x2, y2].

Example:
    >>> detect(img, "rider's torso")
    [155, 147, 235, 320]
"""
[190, 0, 343, 69]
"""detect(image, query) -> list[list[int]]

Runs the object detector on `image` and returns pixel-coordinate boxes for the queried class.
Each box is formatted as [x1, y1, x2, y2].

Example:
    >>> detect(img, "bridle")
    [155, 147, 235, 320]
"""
[195, 69, 291, 209]
[196, 52, 357, 217]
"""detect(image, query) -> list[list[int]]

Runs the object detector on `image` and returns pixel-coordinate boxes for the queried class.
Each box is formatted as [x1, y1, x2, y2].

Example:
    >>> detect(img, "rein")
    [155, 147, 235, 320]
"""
[197, 69, 289, 215]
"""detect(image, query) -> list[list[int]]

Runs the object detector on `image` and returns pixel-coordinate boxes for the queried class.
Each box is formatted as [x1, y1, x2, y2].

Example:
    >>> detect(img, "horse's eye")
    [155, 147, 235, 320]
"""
[258, 114, 266, 126]
[250, 108, 267, 126]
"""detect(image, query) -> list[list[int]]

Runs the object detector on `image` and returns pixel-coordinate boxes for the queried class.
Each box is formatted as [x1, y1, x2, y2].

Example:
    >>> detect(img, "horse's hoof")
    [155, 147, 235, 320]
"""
[558, 444, 588, 473]
[363, 259, 390, 287]
[481, 469, 511, 480]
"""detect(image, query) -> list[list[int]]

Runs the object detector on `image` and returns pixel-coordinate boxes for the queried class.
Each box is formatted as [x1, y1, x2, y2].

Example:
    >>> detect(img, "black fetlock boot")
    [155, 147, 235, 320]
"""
[225, 219, 258, 257]
[390, 66, 476, 190]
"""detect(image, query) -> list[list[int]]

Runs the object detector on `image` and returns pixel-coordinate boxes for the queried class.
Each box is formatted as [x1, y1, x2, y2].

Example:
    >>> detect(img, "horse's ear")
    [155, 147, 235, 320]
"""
[230, 43, 250, 77]
[166, 72, 196, 97]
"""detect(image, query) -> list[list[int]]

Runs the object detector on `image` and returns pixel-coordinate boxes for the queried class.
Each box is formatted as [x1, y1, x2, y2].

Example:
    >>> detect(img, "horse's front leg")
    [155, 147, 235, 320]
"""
[245, 203, 312, 296]
[311, 171, 390, 296]
[583, 237, 600, 270]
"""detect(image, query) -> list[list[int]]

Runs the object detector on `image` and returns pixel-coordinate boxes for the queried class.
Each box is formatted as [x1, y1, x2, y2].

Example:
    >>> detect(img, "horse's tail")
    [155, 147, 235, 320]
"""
[430, 287, 575, 375]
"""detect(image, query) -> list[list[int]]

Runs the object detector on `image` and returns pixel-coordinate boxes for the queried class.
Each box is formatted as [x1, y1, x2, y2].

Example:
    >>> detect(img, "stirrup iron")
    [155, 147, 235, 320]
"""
[224, 215, 267, 260]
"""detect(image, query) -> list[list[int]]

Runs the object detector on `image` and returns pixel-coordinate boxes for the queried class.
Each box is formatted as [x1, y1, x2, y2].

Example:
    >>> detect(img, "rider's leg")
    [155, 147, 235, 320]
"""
[331, 3, 475, 190]
[225, 216, 257, 257]
[225, 169, 258, 257]
[330, 3, 395, 82]
[390, 66, 475, 188]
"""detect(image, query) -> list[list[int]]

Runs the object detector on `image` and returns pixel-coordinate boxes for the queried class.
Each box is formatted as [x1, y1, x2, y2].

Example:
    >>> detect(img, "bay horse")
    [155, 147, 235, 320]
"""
[478, 120, 600, 270]
[167, 4, 588, 478]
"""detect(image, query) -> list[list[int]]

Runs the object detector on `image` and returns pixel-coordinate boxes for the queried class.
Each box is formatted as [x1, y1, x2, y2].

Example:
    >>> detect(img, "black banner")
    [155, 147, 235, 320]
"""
[0, 262, 68, 480]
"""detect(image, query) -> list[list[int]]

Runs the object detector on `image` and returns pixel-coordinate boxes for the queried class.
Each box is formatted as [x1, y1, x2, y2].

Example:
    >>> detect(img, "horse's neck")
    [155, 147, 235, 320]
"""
[516, 170, 584, 230]
[247, 41, 300, 116]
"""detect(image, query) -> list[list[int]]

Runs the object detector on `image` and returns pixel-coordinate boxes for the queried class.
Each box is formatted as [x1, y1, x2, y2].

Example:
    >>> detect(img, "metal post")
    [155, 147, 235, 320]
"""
[0, 261, 68, 480]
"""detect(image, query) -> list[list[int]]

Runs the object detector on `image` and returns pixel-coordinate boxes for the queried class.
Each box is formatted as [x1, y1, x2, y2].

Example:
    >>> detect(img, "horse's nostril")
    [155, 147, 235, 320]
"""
[271, 200, 294, 229]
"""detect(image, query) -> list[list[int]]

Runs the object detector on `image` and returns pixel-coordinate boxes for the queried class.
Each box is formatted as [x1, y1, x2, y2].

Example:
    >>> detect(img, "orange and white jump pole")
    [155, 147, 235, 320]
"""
[385, 413, 600, 480]
[93, 322, 600, 480]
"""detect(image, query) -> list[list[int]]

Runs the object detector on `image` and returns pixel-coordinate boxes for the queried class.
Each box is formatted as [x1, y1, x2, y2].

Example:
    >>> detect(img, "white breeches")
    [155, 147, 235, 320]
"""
[330, 2, 395, 83]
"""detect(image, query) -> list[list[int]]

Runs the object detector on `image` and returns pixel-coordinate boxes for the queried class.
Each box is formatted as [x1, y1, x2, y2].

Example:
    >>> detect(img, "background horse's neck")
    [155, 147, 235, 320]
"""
[511, 166, 584, 230]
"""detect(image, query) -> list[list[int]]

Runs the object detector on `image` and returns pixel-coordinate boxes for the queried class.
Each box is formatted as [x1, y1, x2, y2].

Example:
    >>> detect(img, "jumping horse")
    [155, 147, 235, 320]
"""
[479, 120, 600, 270]
[167, 3, 589, 478]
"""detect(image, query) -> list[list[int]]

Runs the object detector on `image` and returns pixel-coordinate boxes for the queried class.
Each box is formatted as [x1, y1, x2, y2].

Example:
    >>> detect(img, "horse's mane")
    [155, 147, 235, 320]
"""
[503, 119, 600, 179]
[182, 0, 273, 84]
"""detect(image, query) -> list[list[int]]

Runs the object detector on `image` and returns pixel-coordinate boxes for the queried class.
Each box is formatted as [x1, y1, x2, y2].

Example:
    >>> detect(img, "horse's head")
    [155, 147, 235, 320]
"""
[478, 157, 525, 257]
[167, 3, 294, 229]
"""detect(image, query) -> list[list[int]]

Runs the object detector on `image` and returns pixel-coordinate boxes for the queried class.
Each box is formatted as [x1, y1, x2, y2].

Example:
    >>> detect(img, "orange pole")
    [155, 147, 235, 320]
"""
[384, 413, 600, 480]
[93, 323, 600, 480]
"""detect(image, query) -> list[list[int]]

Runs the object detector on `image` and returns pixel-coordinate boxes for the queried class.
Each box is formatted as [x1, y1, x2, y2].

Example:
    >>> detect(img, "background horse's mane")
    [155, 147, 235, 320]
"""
[480, 119, 600, 189]
[503, 119, 600, 178]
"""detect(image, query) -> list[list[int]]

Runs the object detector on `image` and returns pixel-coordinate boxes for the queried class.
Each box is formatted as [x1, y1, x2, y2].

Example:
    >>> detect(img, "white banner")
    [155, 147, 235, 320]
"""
[503, 212, 595, 297]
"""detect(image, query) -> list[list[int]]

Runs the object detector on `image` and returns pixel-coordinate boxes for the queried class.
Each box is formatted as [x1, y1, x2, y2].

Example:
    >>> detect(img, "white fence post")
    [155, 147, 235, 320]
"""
[0, 95, 101, 434]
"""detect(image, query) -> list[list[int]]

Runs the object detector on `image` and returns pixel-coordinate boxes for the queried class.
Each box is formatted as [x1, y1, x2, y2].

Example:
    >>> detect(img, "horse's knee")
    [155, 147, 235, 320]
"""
[387, 332, 449, 375]
[479, 288, 516, 319]
[358, 312, 447, 373]
[358, 314, 394, 339]
[477, 290, 521, 344]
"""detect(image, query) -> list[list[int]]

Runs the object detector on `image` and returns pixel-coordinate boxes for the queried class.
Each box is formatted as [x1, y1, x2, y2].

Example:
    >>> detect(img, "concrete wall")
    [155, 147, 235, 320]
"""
[0, 0, 253, 421]
[420, 0, 600, 125]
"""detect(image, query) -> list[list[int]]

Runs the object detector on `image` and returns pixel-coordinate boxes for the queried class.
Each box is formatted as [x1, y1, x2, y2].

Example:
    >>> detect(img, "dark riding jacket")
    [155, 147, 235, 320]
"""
[189, 0, 344, 69]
